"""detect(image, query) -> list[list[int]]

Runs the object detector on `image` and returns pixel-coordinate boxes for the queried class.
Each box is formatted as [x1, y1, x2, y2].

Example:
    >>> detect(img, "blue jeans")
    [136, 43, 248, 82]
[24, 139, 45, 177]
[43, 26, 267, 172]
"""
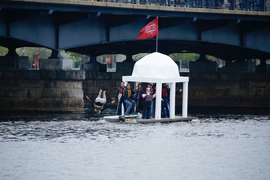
[162, 98, 170, 117]
[143, 101, 152, 119]
[117, 101, 124, 115]
[131, 101, 136, 114]
[149, 101, 153, 118]
[151, 99, 155, 117]
[124, 99, 132, 115]
[134, 100, 139, 113]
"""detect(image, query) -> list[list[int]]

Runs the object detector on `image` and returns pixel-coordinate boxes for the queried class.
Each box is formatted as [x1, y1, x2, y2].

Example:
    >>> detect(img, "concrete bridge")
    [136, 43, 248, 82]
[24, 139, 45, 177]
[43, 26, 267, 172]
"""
[0, 0, 270, 113]
[0, 0, 270, 62]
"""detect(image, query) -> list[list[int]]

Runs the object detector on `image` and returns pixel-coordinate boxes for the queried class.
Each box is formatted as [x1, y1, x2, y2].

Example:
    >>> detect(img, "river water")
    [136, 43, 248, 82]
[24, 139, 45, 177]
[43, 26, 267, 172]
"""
[0, 110, 270, 180]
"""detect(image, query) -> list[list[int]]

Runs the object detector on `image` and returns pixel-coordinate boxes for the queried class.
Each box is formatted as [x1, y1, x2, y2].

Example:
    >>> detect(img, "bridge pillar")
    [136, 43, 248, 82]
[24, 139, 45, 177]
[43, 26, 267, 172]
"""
[0, 47, 28, 69]
[0, 70, 85, 113]
[82, 55, 106, 72]
[5, 47, 18, 57]
[116, 54, 135, 74]
[256, 60, 267, 72]
[198, 53, 207, 61]
[125, 54, 133, 63]
[49, 50, 62, 59]
[189, 53, 217, 72]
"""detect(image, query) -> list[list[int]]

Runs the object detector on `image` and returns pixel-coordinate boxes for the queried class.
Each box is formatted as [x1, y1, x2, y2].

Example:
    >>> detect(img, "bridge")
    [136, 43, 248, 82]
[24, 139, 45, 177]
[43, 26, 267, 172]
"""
[0, 0, 270, 62]
[0, 0, 270, 113]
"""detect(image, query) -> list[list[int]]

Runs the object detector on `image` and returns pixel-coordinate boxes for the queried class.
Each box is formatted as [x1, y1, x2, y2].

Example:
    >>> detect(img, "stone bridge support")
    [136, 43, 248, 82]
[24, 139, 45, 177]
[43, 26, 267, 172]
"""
[0, 56, 85, 113]
[0, 70, 85, 113]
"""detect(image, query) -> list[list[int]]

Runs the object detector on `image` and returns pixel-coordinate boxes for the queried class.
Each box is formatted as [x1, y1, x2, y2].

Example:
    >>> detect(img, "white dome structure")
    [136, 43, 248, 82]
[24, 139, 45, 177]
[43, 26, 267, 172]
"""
[132, 52, 180, 78]
[123, 52, 189, 119]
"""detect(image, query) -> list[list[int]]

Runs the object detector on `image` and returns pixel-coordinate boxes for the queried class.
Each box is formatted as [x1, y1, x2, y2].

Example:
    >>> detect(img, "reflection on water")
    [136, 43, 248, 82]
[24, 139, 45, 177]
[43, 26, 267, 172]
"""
[0, 110, 270, 180]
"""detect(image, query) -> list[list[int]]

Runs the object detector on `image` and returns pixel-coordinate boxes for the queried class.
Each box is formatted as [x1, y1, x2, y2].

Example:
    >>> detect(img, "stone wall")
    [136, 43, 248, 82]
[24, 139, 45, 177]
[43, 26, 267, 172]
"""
[0, 69, 269, 113]
[188, 72, 270, 108]
[0, 70, 85, 113]
[83, 69, 132, 108]
[83, 71, 270, 110]
[0, 56, 29, 70]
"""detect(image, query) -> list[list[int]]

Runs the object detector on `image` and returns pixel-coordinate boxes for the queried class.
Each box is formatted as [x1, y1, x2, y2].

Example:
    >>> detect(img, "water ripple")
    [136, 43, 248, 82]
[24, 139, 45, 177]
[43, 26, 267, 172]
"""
[0, 113, 269, 143]
[1, 113, 270, 180]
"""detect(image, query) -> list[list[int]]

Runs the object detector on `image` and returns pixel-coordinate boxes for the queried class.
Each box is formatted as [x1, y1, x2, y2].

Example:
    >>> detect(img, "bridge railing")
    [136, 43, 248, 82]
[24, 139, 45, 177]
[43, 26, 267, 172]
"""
[79, 0, 269, 12]
[8, 0, 270, 14]
[83, 0, 270, 16]
[93, 0, 269, 11]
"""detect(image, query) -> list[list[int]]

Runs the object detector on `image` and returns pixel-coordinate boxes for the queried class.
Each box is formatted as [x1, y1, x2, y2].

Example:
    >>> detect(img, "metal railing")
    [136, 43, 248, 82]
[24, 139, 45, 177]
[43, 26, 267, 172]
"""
[7, 0, 270, 15]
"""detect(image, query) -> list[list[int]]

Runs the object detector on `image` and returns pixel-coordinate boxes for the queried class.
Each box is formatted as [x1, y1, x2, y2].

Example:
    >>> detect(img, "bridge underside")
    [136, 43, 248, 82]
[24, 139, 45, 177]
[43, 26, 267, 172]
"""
[0, 2, 270, 61]
[67, 39, 270, 61]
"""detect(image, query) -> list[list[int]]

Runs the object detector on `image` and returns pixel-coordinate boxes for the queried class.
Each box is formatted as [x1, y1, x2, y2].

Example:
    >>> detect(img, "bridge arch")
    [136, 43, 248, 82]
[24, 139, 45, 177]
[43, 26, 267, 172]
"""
[0, 1, 269, 63]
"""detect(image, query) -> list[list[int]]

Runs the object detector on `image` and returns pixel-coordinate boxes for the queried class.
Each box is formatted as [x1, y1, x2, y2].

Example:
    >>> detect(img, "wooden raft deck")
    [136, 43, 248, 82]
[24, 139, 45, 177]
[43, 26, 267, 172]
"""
[103, 115, 196, 123]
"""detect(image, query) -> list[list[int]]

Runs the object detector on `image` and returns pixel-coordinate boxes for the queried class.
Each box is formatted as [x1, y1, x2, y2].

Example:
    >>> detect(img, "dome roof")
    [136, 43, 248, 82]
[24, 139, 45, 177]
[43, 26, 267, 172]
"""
[132, 52, 180, 78]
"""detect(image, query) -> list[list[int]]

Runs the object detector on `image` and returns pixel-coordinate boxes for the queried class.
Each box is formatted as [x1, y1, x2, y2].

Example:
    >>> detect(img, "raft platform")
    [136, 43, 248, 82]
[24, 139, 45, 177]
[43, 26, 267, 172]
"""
[103, 115, 196, 123]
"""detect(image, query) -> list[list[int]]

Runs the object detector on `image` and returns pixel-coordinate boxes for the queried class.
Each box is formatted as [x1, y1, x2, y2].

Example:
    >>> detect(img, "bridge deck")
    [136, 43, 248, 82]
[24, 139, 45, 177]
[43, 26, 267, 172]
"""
[1, 0, 270, 60]
[7, 0, 270, 16]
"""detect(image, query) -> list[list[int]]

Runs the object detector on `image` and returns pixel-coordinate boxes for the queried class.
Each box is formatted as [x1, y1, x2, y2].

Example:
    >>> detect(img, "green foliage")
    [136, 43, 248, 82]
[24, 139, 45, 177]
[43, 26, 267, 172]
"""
[132, 53, 149, 61]
[97, 54, 126, 64]
[1, 47, 83, 67]
[169, 53, 200, 62]
[1, 46, 222, 66]
[127, 52, 219, 62]
[16, 47, 51, 61]
[206, 55, 217, 61]
[97, 54, 110, 64]
[1, 46, 52, 60]
[131, 52, 200, 62]
[0, 46, 8, 56]
[64, 51, 82, 67]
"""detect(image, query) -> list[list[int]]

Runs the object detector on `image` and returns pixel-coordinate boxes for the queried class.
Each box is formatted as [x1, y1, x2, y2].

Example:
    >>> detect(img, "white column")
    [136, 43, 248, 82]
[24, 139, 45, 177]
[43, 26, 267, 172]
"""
[182, 82, 188, 117]
[155, 83, 162, 119]
[169, 82, 176, 118]
[121, 103, 125, 116]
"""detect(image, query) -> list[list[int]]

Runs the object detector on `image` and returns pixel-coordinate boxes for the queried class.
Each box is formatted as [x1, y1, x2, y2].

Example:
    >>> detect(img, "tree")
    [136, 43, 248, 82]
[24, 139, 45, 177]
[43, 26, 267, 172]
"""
[0, 46, 8, 56]
[16, 47, 51, 62]
[131, 52, 200, 62]
[206, 55, 218, 61]
[63, 51, 82, 68]
[170, 52, 200, 62]
[132, 53, 149, 61]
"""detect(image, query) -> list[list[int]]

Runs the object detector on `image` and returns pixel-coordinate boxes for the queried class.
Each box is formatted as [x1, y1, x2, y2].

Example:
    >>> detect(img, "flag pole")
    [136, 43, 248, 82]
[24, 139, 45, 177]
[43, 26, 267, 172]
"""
[156, 16, 158, 52]
[156, 34, 158, 52]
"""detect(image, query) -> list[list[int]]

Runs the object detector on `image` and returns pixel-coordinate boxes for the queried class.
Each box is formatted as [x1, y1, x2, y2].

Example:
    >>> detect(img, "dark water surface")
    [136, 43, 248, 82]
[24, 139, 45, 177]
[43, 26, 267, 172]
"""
[0, 110, 270, 180]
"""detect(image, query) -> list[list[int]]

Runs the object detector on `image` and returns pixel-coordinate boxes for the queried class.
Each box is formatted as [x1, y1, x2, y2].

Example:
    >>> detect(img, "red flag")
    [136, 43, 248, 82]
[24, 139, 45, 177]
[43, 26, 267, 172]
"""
[137, 17, 158, 40]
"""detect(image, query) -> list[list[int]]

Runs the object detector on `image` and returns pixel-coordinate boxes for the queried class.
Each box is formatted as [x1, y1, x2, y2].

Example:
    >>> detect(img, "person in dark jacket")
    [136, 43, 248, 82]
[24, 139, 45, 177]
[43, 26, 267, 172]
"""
[161, 84, 170, 118]
[116, 81, 125, 115]
[133, 85, 141, 114]
[122, 83, 133, 115]
[142, 87, 155, 119]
